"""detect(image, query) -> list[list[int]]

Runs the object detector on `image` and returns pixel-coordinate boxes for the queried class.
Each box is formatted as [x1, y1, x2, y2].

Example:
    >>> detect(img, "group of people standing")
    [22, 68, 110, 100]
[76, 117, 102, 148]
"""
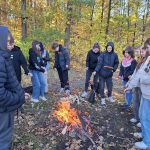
[0, 24, 150, 149]
[81, 38, 150, 149]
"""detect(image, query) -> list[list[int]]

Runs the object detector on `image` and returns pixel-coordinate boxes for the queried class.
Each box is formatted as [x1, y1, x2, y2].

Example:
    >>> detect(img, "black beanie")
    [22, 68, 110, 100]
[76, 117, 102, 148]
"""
[93, 42, 100, 50]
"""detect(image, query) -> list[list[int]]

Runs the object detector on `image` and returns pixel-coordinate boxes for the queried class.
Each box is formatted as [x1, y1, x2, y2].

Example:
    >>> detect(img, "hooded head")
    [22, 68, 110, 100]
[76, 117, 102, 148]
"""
[0, 25, 14, 51]
[106, 41, 114, 53]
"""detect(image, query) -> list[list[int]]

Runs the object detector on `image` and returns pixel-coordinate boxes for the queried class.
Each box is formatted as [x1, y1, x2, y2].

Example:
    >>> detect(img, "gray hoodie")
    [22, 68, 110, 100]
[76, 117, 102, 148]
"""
[127, 56, 150, 100]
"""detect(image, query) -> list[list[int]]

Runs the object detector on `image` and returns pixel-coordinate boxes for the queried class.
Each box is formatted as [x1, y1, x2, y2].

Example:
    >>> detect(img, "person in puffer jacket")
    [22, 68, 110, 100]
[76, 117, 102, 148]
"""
[0, 25, 25, 150]
[52, 42, 70, 95]
[94, 41, 119, 106]
[81, 42, 101, 98]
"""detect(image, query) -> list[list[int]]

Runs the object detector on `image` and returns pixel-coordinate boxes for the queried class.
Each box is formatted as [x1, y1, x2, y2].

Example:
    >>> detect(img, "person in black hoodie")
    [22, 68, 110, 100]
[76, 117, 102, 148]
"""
[0, 26, 25, 150]
[81, 42, 101, 98]
[52, 42, 70, 94]
[94, 41, 119, 106]
[29, 40, 47, 102]
[10, 45, 29, 83]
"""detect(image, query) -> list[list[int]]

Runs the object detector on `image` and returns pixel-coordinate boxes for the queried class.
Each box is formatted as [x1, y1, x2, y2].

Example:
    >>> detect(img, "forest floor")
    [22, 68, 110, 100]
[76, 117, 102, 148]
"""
[13, 69, 141, 150]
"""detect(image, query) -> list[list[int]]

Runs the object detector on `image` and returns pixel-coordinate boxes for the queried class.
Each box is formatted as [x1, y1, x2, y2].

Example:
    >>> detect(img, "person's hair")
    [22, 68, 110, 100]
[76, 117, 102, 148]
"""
[8, 30, 14, 44]
[93, 42, 100, 50]
[123, 46, 134, 58]
[136, 46, 150, 71]
[51, 42, 59, 50]
[144, 38, 150, 48]
[32, 40, 40, 51]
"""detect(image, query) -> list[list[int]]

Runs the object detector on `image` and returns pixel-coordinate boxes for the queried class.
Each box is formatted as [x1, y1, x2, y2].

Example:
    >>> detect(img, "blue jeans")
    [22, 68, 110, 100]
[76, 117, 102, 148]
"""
[139, 96, 150, 146]
[30, 70, 46, 99]
[122, 80, 132, 106]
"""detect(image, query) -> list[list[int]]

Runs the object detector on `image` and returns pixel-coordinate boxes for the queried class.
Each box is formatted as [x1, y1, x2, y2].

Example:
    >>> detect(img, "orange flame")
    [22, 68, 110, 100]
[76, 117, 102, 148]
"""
[54, 100, 82, 129]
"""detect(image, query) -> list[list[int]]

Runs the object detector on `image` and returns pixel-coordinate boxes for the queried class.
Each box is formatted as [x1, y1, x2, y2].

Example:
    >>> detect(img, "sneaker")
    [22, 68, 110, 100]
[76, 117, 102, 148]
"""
[135, 141, 148, 149]
[121, 104, 130, 110]
[108, 96, 115, 103]
[65, 90, 71, 95]
[39, 96, 47, 101]
[101, 98, 106, 106]
[134, 132, 143, 139]
[130, 118, 138, 123]
[81, 91, 88, 98]
[59, 88, 65, 93]
[137, 122, 141, 128]
[31, 98, 39, 103]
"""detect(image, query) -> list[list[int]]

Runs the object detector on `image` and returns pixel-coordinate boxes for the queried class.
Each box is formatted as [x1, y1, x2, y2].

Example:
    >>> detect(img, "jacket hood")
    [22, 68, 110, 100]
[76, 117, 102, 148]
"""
[106, 41, 114, 52]
[0, 26, 9, 51]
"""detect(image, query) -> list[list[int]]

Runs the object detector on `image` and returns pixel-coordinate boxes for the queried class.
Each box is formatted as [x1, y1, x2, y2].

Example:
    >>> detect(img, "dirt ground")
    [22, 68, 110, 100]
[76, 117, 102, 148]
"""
[13, 69, 141, 150]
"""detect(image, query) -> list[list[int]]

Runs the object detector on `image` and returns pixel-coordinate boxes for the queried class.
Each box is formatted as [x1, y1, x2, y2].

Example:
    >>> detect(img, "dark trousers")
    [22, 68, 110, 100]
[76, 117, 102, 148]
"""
[85, 69, 99, 92]
[57, 68, 69, 90]
[99, 76, 113, 98]
[0, 112, 15, 150]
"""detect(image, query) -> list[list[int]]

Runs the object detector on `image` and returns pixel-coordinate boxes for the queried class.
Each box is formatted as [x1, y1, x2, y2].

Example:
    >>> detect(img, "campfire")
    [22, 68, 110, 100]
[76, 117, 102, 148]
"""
[53, 97, 96, 147]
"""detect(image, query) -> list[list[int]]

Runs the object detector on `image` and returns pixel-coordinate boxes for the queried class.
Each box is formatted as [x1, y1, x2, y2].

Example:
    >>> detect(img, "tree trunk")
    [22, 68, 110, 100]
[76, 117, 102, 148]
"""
[64, 1, 73, 49]
[89, 3, 95, 47]
[127, 0, 130, 44]
[141, 0, 149, 44]
[21, 0, 27, 40]
[105, 0, 112, 40]
[99, 0, 104, 34]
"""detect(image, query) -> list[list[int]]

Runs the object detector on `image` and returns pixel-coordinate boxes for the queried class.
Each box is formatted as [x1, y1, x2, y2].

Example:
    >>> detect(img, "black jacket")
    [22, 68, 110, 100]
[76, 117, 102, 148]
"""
[95, 42, 119, 78]
[10, 46, 29, 82]
[54, 45, 70, 71]
[86, 50, 100, 70]
[28, 48, 45, 72]
[119, 59, 137, 82]
[0, 26, 25, 113]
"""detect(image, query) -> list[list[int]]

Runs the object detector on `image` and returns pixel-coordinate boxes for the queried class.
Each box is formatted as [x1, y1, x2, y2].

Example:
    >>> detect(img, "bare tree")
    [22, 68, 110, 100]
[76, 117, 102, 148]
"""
[21, 0, 27, 40]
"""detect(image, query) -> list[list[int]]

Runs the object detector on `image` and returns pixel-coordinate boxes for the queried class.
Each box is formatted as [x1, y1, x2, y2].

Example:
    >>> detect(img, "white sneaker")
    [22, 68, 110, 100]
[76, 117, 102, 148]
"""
[39, 96, 47, 101]
[65, 90, 70, 95]
[130, 118, 138, 123]
[101, 98, 106, 105]
[137, 122, 141, 128]
[108, 96, 115, 103]
[134, 132, 143, 139]
[31, 98, 39, 103]
[59, 88, 65, 93]
[81, 91, 88, 98]
[135, 141, 148, 149]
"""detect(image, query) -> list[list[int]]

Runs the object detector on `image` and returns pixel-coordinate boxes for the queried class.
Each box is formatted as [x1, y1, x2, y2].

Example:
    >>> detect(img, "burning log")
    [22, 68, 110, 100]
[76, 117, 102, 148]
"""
[53, 99, 97, 148]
